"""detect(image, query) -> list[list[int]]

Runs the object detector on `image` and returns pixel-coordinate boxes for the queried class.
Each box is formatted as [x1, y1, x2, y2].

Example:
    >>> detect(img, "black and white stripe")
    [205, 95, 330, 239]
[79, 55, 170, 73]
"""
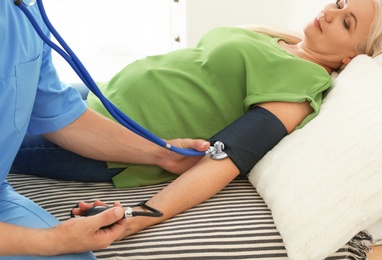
[6, 173, 360, 259]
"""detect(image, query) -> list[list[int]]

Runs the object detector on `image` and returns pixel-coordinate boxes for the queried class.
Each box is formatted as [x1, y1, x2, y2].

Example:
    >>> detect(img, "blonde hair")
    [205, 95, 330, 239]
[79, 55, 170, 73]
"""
[359, 0, 382, 57]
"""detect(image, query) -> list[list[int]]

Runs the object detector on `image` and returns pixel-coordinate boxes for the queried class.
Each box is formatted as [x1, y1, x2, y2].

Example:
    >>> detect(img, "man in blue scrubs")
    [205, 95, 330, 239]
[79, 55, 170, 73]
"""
[0, 1, 208, 258]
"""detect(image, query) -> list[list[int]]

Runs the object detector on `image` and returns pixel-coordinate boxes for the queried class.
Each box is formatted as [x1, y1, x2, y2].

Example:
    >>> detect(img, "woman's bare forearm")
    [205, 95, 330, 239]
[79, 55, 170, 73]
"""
[119, 156, 240, 237]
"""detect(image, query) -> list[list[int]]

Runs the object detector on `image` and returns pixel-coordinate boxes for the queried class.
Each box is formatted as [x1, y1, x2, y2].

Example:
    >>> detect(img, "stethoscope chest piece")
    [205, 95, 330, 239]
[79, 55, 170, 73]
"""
[208, 141, 229, 160]
[14, 0, 36, 6]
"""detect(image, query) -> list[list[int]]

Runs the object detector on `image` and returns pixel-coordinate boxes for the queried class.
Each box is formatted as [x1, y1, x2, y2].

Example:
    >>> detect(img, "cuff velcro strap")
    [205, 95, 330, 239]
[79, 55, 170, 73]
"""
[208, 106, 287, 177]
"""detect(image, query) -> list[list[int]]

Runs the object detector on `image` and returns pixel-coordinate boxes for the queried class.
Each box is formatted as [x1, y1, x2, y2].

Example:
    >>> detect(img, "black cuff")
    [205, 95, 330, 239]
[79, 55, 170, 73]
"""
[208, 106, 287, 177]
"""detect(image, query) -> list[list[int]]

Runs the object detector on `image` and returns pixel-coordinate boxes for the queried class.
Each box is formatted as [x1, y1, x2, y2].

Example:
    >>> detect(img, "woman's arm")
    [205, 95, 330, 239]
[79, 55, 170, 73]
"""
[258, 101, 312, 134]
[116, 101, 312, 238]
[43, 108, 209, 174]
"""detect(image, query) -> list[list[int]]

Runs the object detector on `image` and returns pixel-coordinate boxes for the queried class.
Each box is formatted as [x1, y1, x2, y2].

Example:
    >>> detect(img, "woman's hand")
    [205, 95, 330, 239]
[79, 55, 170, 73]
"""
[71, 200, 123, 216]
[159, 138, 210, 174]
[72, 201, 161, 242]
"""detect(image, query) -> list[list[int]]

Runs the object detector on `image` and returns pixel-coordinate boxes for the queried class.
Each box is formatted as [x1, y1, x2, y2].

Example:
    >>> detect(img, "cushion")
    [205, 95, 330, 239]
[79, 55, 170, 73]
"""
[248, 54, 382, 259]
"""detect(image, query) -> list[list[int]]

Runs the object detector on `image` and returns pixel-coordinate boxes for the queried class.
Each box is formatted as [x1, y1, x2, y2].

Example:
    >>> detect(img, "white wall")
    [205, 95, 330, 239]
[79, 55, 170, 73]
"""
[176, 0, 330, 48]
[44, 0, 174, 82]
[44, 0, 173, 56]
[42, 0, 330, 82]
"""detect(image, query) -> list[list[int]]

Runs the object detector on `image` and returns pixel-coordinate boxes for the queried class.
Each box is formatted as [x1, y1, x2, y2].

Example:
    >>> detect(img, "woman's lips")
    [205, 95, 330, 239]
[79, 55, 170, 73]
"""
[314, 17, 322, 32]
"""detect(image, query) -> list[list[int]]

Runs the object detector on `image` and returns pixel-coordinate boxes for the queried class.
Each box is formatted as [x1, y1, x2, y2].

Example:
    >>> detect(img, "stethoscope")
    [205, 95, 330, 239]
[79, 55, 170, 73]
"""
[14, 0, 228, 160]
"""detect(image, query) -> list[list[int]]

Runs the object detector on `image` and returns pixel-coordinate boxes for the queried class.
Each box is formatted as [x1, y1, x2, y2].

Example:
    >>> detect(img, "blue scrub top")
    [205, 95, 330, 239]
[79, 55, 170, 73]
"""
[0, 1, 87, 184]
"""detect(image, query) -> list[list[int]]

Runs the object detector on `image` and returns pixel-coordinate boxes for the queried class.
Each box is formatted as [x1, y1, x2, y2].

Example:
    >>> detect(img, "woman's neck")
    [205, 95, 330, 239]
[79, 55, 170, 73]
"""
[278, 40, 335, 74]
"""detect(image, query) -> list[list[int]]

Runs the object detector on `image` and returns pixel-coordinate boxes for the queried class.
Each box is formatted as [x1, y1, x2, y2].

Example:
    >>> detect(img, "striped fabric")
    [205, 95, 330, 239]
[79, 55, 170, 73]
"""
[6, 173, 360, 259]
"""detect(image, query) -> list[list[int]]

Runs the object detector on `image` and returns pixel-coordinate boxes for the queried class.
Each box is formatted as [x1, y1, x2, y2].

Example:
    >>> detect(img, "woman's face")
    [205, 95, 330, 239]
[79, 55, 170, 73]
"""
[302, 0, 375, 65]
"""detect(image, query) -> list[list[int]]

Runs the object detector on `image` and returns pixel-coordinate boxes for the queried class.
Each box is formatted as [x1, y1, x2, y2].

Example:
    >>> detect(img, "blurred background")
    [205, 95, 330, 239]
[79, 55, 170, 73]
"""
[44, 0, 330, 83]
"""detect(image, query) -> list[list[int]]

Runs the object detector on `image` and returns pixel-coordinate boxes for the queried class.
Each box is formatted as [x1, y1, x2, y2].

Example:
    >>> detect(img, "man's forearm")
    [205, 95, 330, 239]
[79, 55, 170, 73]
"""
[0, 222, 52, 256]
[43, 108, 163, 166]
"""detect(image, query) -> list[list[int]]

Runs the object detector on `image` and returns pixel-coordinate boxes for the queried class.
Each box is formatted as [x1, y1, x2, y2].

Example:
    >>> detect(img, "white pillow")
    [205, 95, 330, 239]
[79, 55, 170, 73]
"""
[363, 53, 382, 246]
[248, 54, 382, 259]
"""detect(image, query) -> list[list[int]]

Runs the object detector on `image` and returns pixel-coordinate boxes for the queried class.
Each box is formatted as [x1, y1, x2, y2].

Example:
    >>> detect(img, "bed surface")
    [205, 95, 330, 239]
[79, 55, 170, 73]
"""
[6, 173, 369, 259]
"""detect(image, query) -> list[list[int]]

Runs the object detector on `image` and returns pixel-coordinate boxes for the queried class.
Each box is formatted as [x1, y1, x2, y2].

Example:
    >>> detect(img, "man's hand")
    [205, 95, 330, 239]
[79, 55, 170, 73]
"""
[47, 202, 125, 255]
[1, 201, 126, 256]
[159, 138, 210, 175]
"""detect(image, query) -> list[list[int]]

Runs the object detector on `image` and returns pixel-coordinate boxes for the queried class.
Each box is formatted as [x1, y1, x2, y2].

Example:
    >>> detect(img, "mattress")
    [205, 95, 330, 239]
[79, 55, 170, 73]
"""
[6, 173, 369, 259]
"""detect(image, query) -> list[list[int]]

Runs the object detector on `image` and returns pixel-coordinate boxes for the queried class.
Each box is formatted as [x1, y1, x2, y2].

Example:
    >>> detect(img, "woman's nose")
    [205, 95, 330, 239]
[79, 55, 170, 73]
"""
[322, 9, 336, 23]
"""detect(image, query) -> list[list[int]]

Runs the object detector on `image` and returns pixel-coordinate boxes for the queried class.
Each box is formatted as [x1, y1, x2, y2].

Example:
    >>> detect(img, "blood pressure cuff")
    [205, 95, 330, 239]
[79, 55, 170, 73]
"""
[208, 106, 287, 177]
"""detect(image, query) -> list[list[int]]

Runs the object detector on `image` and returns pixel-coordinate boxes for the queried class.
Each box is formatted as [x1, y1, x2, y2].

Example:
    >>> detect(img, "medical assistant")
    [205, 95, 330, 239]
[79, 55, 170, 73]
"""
[0, 2, 93, 259]
[88, 27, 332, 188]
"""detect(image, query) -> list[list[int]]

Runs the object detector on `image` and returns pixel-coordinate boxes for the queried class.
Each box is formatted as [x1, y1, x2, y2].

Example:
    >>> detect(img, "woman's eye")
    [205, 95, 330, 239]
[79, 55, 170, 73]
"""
[343, 20, 350, 29]
[335, 0, 349, 29]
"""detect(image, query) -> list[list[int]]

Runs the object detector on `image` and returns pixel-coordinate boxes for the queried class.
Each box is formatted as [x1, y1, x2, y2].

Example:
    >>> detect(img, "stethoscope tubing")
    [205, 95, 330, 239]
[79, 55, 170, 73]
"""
[17, 0, 206, 157]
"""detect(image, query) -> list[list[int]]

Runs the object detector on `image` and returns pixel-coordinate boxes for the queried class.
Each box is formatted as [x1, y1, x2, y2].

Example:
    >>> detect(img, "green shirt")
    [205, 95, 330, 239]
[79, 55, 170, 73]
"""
[88, 27, 332, 187]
